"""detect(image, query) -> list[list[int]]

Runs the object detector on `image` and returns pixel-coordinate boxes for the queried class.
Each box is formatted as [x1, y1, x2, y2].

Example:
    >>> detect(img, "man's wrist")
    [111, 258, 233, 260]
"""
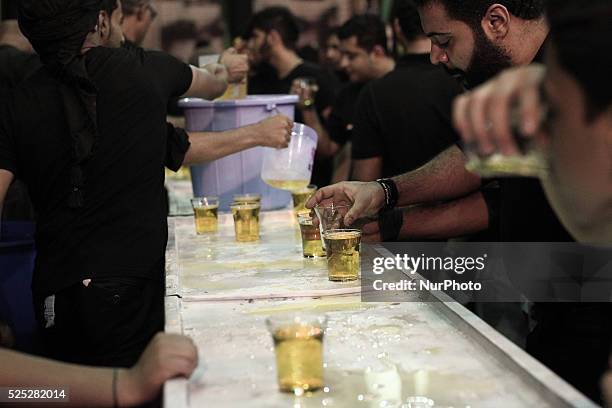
[118, 368, 146, 407]
[375, 178, 399, 211]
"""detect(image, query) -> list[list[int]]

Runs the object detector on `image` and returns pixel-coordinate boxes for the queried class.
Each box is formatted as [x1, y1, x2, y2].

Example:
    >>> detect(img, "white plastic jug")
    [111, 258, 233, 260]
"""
[261, 123, 318, 191]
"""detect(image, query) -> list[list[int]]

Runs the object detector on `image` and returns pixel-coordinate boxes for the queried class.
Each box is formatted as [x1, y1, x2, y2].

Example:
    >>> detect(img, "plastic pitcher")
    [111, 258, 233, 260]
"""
[261, 123, 318, 192]
[179, 95, 299, 211]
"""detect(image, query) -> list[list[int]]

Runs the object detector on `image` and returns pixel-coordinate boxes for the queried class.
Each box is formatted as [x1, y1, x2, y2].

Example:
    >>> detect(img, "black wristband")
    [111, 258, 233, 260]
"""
[378, 209, 404, 242]
[376, 178, 399, 211]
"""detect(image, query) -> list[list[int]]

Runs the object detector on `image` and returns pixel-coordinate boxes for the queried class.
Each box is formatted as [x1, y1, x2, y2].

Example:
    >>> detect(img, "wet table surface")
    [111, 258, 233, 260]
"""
[164, 210, 596, 408]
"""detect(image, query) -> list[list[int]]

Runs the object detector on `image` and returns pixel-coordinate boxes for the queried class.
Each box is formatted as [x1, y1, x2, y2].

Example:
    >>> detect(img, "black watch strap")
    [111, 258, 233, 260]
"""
[376, 178, 399, 211]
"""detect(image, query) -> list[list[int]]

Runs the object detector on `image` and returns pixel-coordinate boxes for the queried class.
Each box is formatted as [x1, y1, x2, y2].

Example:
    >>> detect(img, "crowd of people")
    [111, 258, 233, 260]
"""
[0, 0, 611, 406]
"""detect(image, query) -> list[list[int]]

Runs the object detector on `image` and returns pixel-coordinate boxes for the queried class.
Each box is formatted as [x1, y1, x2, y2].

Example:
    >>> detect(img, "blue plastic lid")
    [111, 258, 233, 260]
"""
[179, 94, 299, 108]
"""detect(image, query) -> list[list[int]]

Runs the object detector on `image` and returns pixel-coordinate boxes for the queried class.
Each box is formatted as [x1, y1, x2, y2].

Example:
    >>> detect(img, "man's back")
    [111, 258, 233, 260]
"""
[0, 46, 192, 297]
[352, 54, 463, 178]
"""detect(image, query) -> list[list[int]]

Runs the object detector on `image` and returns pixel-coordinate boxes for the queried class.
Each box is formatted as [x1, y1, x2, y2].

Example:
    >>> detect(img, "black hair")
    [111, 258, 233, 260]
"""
[546, 0, 612, 120]
[1, 0, 18, 20]
[391, 0, 424, 41]
[245, 7, 300, 50]
[102, 0, 119, 16]
[161, 20, 197, 51]
[412, 0, 545, 27]
[121, 0, 149, 17]
[337, 14, 388, 54]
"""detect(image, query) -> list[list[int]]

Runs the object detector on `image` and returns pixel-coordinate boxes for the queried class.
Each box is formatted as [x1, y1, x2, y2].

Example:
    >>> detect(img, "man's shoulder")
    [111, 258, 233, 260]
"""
[373, 60, 462, 97]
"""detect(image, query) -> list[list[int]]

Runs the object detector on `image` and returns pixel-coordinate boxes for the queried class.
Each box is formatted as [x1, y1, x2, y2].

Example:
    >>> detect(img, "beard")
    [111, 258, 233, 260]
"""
[251, 39, 272, 68]
[463, 28, 513, 88]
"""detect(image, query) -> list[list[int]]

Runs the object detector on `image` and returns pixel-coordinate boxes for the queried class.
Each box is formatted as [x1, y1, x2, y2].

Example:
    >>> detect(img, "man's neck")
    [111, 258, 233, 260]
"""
[510, 18, 550, 66]
[270, 48, 303, 79]
[403, 37, 432, 55]
[0, 21, 32, 52]
[373, 56, 396, 79]
[121, 17, 140, 46]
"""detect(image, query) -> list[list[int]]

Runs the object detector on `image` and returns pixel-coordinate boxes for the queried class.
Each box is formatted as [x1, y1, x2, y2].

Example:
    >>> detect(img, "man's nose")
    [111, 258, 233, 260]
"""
[430, 44, 449, 65]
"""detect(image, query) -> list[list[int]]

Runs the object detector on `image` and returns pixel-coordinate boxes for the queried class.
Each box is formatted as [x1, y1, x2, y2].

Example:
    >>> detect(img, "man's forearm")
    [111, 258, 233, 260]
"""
[398, 192, 489, 240]
[392, 145, 482, 206]
[302, 109, 339, 158]
[0, 349, 140, 407]
[183, 126, 258, 166]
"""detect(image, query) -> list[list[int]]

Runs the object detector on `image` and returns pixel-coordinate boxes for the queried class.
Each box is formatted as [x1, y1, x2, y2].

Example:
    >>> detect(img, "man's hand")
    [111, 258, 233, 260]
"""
[120, 333, 198, 406]
[290, 78, 319, 111]
[453, 64, 547, 156]
[306, 181, 386, 227]
[252, 115, 294, 149]
[219, 48, 249, 84]
[361, 219, 382, 243]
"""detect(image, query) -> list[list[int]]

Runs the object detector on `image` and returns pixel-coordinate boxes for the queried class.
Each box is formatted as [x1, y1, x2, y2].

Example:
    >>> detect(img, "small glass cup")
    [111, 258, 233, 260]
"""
[298, 214, 326, 258]
[314, 203, 352, 249]
[463, 105, 549, 178]
[233, 193, 262, 205]
[266, 314, 327, 394]
[323, 229, 362, 282]
[292, 184, 317, 216]
[191, 197, 220, 234]
[231, 202, 261, 242]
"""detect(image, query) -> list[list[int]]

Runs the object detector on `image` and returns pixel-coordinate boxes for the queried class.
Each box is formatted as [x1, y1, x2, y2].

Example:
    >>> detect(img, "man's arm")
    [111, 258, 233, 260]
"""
[0, 169, 15, 216]
[352, 157, 383, 182]
[0, 333, 197, 407]
[182, 115, 293, 166]
[398, 192, 489, 240]
[183, 65, 229, 101]
[392, 145, 482, 207]
[301, 109, 341, 158]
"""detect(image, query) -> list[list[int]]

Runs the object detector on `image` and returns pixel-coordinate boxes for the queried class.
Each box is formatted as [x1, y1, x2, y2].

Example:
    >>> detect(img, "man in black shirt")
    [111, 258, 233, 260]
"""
[351, 0, 462, 182]
[454, 0, 612, 401]
[0, 0, 293, 367]
[309, 0, 551, 242]
[0, 2, 39, 223]
[293, 15, 396, 183]
[244, 7, 339, 187]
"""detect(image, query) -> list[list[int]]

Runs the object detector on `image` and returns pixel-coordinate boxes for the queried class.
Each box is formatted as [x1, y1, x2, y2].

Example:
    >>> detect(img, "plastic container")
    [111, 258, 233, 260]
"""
[261, 123, 318, 191]
[179, 95, 299, 211]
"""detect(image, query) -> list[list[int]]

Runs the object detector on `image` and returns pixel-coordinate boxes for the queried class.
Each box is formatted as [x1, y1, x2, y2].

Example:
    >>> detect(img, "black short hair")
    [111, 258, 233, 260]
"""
[1, 0, 19, 20]
[121, 0, 150, 16]
[547, 0, 612, 120]
[245, 7, 300, 50]
[337, 14, 388, 54]
[161, 20, 197, 51]
[102, 0, 119, 16]
[391, 0, 424, 41]
[413, 0, 545, 27]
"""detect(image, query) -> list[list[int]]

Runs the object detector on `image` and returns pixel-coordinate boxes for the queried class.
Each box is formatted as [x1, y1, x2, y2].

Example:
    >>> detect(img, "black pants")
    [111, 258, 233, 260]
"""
[527, 303, 612, 404]
[34, 275, 165, 368]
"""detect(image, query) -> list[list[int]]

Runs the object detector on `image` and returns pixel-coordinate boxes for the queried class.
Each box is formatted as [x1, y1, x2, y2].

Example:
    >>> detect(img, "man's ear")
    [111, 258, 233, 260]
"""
[136, 4, 147, 22]
[266, 29, 282, 48]
[481, 4, 510, 42]
[370, 44, 387, 58]
[98, 10, 111, 40]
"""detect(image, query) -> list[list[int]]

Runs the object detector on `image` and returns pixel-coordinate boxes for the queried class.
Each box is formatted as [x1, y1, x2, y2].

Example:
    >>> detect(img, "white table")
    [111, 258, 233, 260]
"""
[164, 211, 596, 408]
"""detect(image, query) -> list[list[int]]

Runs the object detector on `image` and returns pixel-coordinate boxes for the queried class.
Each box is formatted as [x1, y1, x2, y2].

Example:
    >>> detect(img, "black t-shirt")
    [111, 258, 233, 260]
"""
[0, 46, 193, 296]
[327, 82, 365, 147]
[495, 45, 572, 242]
[0, 45, 41, 89]
[268, 62, 339, 187]
[351, 54, 463, 177]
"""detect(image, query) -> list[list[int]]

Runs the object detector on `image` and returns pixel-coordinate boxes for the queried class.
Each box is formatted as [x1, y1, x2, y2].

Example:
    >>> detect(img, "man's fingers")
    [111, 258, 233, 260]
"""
[487, 85, 518, 156]
[466, 89, 495, 156]
[520, 82, 543, 136]
[344, 197, 367, 226]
